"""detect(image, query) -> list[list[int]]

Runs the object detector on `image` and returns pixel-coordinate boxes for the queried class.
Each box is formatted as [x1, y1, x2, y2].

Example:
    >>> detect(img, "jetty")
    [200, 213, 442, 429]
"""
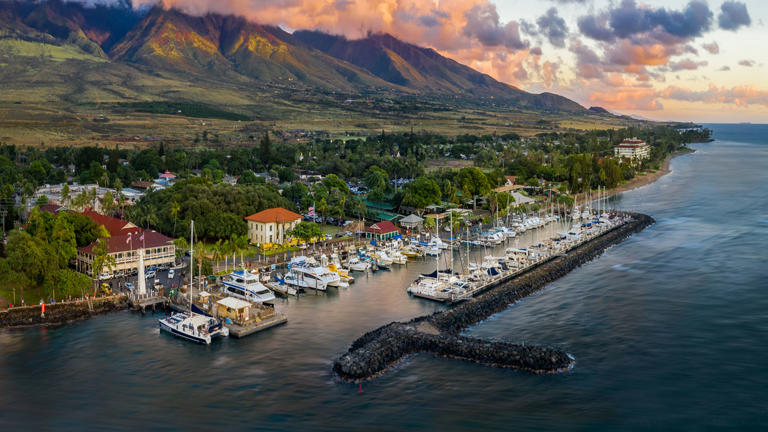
[333, 212, 655, 382]
[129, 294, 169, 312]
[226, 313, 288, 338]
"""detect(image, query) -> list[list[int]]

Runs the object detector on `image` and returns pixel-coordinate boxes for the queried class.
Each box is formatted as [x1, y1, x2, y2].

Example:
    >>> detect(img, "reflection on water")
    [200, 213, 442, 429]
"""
[2, 127, 767, 430]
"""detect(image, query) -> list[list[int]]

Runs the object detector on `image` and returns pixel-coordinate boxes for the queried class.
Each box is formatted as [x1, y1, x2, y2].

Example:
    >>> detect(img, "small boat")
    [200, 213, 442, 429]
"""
[290, 256, 342, 288]
[347, 257, 370, 272]
[400, 246, 423, 258]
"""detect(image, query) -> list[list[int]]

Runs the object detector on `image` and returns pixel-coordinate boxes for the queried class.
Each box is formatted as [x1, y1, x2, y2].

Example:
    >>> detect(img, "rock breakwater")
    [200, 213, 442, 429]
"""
[0, 296, 129, 328]
[334, 213, 655, 382]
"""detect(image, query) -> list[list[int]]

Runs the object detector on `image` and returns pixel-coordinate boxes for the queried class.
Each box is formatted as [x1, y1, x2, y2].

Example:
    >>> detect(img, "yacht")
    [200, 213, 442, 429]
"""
[159, 220, 229, 344]
[221, 270, 276, 303]
[372, 251, 393, 269]
[290, 256, 342, 288]
[347, 257, 370, 272]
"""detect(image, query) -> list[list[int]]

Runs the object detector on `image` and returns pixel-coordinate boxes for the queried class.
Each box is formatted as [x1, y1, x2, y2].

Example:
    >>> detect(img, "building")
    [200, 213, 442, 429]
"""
[75, 212, 175, 276]
[493, 175, 524, 194]
[245, 208, 303, 245]
[365, 220, 401, 242]
[614, 138, 651, 160]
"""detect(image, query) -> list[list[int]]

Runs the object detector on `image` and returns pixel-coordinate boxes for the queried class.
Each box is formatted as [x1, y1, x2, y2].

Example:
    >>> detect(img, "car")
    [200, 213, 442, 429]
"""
[98, 273, 112, 280]
[125, 282, 135, 292]
[145, 270, 156, 279]
[168, 269, 175, 279]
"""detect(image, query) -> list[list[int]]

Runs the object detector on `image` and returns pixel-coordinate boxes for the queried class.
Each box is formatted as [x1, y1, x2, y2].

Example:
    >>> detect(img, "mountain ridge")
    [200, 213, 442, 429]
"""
[0, 0, 591, 114]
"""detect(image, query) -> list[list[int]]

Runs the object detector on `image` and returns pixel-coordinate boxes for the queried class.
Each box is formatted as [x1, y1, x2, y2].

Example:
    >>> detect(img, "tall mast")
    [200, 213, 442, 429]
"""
[189, 220, 194, 313]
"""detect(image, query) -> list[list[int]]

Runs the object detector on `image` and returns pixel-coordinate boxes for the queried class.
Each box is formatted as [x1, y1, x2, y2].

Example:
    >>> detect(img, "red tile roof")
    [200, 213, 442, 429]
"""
[245, 208, 302, 223]
[82, 211, 140, 237]
[366, 221, 401, 234]
[78, 229, 173, 255]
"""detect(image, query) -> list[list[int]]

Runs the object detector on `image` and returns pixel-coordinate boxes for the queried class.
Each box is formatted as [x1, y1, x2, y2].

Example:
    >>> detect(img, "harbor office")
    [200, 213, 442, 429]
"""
[75, 212, 175, 276]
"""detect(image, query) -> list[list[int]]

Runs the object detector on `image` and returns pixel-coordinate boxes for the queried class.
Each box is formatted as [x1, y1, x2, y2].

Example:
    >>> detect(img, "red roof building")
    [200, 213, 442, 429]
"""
[76, 212, 174, 277]
[245, 208, 303, 245]
[614, 138, 650, 160]
[366, 221, 401, 241]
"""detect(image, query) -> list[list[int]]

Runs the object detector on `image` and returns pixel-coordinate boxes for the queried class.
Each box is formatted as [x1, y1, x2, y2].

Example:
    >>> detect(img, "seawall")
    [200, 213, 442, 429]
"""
[333, 213, 655, 382]
[0, 296, 130, 328]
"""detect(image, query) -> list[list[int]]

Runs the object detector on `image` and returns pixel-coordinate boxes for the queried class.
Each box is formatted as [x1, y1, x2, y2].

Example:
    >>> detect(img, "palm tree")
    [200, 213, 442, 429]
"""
[221, 239, 231, 272]
[235, 235, 250, 268]
[212, 239, 223, 273]
[173, 237, 188, 263]
[91, 239, 116, 296]
[60, 183, 70, 206]
[170, 201, 181, 237]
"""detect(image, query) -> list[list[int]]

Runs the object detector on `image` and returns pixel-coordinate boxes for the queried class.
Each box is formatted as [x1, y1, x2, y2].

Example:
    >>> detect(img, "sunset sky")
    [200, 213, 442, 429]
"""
[132, 0, 767, 123]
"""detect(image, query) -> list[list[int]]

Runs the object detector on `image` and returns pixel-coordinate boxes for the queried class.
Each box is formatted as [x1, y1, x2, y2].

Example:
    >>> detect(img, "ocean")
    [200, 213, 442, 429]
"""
[1, 124, 766, 430]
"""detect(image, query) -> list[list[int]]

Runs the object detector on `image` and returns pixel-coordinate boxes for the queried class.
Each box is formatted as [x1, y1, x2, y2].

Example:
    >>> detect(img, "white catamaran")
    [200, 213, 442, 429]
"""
[159, 220, 229, 344]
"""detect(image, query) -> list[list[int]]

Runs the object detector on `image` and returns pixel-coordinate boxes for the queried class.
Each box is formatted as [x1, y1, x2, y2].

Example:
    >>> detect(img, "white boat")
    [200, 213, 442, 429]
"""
[388, 249, 408, 265]
[425, 246, 440, 257]
[283, 268, 327, 291]
[290, 256, 341, 287]
[159, 220, 229, 344]
[373, 251, 393, 269]
[221, 270, 275, 303]
[431, 236, 449, 250]
[347, 257, 370, 272]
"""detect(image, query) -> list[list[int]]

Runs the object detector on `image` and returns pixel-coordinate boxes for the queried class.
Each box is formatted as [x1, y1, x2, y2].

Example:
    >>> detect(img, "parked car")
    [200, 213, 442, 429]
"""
[168, 269, 175, 279]
[125, 282, 135, 292]
[145, 270, 156, 279]
[98, 272, 112, 280]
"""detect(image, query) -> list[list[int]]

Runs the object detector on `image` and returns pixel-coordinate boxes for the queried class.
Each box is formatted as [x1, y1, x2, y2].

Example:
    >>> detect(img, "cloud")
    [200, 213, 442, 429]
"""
[701, 41, 719, 54]
[718, 1, 751, 31]
[669, 58, 708, 71]
[589, 87, 663, 111]
[738, 59, 755, 67]
[463, 3, 529, 51]
[719, 66, 731, 71]
[536, 8, 568, 48]
[661, 84, 768, 107]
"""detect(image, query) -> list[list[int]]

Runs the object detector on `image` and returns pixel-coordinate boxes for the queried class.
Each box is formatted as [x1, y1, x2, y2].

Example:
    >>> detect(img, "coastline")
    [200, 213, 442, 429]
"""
[605, 149, 694, 199]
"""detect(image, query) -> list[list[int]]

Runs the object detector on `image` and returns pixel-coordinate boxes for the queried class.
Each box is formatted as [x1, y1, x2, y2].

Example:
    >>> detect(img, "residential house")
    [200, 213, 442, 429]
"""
[245, 208, 303, 245]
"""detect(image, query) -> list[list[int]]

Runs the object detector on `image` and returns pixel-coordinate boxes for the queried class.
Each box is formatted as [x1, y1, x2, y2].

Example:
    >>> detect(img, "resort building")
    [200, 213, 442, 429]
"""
[75, 212, 175, 276]
[245, 208, 302, 245]
[365, 221, 401, 242]
[614, 138, 651, 160]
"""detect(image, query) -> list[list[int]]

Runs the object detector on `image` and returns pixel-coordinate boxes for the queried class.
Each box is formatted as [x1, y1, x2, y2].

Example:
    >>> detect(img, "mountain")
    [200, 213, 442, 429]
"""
[292, 31, 584, 112]
[0, 0, 589, 114]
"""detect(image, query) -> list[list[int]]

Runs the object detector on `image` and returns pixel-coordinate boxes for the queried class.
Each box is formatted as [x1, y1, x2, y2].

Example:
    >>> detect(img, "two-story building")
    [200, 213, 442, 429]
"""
[245, 208, 303, 245]
[75, 211, 175, 276]
[614, 138, 651, 160]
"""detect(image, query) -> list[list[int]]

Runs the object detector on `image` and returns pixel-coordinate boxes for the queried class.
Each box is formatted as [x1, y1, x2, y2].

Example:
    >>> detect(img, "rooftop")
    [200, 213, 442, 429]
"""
[82, 211, 140, 236]
[79, 229, 172, 255]
[366, 220, 401, 234]
[245, 208, 302, 223]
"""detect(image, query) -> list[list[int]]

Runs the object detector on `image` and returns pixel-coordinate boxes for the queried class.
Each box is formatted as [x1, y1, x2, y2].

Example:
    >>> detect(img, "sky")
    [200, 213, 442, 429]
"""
[126, 0, 767, 123]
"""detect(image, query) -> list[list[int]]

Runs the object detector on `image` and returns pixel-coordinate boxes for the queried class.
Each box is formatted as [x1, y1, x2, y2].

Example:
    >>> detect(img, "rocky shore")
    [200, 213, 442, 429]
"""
[333, 213, 655, 382]
[0, 296, 129, 328]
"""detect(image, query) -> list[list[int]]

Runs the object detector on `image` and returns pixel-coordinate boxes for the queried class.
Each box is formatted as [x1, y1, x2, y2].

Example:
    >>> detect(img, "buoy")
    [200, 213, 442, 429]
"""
[358, 383, 363, 393]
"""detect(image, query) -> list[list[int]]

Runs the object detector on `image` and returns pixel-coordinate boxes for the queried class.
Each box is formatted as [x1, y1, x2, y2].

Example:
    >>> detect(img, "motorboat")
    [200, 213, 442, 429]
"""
[221, 270, 275, 303]
[372, 251, 393, 269]
[289, 256, 342, 288]
[347, 257, 370, 272]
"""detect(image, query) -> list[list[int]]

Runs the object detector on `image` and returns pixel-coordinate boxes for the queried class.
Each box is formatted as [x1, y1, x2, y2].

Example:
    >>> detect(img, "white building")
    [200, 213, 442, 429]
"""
[614, 138, 651, 160]
[245, 208, 303, 245]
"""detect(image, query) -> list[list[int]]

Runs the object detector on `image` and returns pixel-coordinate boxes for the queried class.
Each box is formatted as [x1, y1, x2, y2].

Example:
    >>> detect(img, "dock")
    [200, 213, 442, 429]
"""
[225, 313, 288, 338]
[129, 295, 169, 312]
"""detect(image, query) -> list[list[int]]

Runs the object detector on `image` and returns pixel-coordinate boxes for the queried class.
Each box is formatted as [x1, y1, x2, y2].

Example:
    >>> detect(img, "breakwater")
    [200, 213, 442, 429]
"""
[334, 213, 655, 381]
[0, 296, 129, 328]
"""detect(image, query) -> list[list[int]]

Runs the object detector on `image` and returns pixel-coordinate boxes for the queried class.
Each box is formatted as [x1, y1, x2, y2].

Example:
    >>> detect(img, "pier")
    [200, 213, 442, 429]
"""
[226, 313, 288, 338]
[129, 294, 169, 312]
[333, 212, 655, 382]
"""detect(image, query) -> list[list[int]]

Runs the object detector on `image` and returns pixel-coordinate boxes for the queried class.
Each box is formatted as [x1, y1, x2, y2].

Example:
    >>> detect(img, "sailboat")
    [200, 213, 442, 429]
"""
[159, 220, 229, 344]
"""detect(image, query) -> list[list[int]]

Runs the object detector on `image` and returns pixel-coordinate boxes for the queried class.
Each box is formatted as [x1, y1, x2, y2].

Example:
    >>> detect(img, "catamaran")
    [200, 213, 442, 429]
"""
[159, 220, 229, 344]
[221, 269, 275, 303]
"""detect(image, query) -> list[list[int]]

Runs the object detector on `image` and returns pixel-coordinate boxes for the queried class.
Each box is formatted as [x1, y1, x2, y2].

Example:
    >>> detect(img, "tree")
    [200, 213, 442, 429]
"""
[364, 165, 388, 201]
[91, 238, 116, 294]
[260, 133, 272, 167]
[277, 166, 295, 183]
[234, 234, 250, 268]
[60, 183, 70, 206]
[102, 191, 116, 216]
[211, 239, 224, 273]
[174, 237, 189, 262]
[289, 221, 322, 245]
[50, 216, 77, 269]
[456, 167, 490, 210]
[170, 200, 181, 237]
[401, 176, 441, 215]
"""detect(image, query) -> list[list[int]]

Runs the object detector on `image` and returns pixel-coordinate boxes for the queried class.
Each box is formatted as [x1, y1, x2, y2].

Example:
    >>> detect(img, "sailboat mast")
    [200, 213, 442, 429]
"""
[189, 220, 194, 313]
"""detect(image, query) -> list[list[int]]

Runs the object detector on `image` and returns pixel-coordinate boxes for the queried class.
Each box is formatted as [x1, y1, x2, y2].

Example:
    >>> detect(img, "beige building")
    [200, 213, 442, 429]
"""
[614, 138, 651, 160]
[74, 212, 175, 276]
[245, 208, 303, 245]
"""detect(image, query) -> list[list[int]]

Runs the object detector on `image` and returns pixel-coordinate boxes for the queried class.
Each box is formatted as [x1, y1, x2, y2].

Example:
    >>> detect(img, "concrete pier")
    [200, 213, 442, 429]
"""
[333, 213, 655, 382]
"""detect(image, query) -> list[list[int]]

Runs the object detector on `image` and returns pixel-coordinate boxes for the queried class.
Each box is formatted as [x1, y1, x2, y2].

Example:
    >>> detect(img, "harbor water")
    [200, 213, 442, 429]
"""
[1, 124, 766, 430]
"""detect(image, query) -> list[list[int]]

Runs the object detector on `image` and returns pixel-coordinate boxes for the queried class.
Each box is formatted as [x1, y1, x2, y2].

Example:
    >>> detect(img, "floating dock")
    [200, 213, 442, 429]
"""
[129, 295, 169, 312]
[225, 313, 288, 338]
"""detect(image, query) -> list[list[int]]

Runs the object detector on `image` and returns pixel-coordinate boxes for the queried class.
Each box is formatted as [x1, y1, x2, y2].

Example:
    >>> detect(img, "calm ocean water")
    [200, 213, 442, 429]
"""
[1, 124, 766, 431]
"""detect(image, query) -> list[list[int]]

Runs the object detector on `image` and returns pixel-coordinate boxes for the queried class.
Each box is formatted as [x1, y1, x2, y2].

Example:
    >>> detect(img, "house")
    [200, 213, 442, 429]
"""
[365, 220, 401, 242]
[494, 175, 525, 193]
[75, 212, 174, 276]
[399, 214, 424, 231]
[245, 208, 303, 245]
[614, 138, 650, 160]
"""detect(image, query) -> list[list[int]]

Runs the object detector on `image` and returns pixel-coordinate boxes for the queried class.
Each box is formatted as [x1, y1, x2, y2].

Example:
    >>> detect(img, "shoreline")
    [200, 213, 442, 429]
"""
[606, 149, 694, 199]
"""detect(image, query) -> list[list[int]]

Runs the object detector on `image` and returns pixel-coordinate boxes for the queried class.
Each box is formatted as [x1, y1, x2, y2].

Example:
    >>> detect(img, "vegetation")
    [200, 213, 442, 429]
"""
[117, 102, 252, 122]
